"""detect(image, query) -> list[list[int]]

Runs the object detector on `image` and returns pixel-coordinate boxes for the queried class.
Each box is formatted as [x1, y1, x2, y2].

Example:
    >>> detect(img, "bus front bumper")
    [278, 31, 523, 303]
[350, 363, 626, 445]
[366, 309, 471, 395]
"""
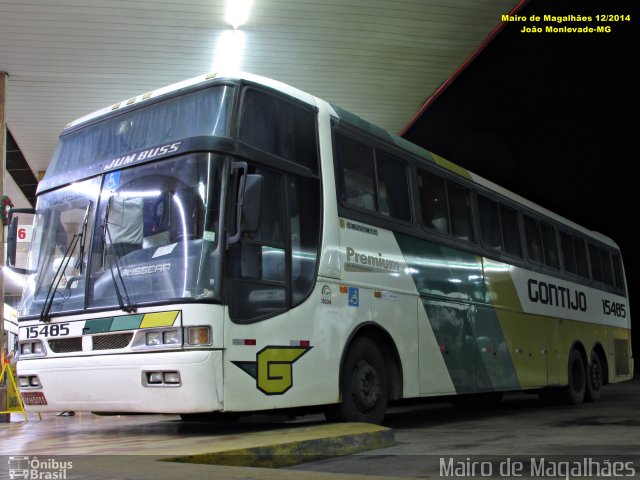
[16, 350, 223, 414]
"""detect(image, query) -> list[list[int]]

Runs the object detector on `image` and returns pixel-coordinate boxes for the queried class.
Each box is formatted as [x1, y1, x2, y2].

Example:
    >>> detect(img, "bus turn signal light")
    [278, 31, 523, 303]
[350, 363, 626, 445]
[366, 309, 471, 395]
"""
[187, 326, 211, 346]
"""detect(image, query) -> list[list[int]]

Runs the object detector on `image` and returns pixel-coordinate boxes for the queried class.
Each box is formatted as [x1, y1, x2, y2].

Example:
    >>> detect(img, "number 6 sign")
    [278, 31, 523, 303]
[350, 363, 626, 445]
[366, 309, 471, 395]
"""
[16, 225, 33, 242]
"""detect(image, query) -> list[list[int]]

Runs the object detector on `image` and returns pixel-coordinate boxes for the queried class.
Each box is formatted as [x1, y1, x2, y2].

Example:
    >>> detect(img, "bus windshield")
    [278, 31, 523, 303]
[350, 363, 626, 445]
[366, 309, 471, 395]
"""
[21, 178, 100, 317]
[20, 153, 224, 318]
[47, 85, 233, 179]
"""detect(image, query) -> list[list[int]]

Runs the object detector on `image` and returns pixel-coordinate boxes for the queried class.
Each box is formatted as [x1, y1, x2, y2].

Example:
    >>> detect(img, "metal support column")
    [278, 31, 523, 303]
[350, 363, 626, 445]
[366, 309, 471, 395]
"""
[1, 71, 7, 359]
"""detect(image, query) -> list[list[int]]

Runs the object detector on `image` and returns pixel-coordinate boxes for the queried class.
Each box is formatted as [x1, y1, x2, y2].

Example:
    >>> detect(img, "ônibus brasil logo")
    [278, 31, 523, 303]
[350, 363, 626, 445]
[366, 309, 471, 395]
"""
[8, 456, 73, 480]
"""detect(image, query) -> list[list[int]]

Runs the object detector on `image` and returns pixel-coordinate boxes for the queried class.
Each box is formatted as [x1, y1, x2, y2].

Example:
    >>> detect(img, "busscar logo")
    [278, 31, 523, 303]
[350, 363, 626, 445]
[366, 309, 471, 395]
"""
[233, 346, 311, 395]
[121, 263, 171, 277]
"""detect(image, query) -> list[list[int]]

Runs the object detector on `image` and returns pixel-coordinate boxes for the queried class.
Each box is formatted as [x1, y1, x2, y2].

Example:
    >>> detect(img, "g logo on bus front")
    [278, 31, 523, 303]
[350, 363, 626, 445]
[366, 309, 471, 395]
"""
[233, 346, 311, 395]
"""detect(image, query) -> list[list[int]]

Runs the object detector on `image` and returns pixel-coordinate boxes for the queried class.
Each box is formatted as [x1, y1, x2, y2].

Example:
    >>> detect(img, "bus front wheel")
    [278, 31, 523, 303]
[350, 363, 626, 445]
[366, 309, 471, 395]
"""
[561, 348, 586, 405]
[326, 337, 388, 425]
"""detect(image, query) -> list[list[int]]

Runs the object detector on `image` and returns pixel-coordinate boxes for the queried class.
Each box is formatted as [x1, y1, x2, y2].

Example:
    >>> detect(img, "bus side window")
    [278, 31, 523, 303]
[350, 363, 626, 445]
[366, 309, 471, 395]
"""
[600, 248, 614, 286]
[498, 204, 521, 257]
[589, 243, 603, 283]
[611, 253, 624, 289]
[418, 169, 448, 234]
[478, 195, 502, 251]
[376, 152, 411, 221]
[336, 134, 376, 212]
[524, 215, 543, 263]
[448, 182, 474, 242]
[573, 236, 590, 278]
[560, 231, 577, 274]
[541, 222, 559, 269]
[239, 88, 318, 172]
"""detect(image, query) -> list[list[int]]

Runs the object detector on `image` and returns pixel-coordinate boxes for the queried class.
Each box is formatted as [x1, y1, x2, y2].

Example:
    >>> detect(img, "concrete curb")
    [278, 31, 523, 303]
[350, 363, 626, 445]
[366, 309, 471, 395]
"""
[162, 423, 396, 468]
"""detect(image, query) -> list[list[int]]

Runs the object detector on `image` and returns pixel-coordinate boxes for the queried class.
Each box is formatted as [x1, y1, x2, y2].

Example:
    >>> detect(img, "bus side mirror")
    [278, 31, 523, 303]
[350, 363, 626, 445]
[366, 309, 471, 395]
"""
[6, 208, 35, 274]
[240, 174, 263, 233]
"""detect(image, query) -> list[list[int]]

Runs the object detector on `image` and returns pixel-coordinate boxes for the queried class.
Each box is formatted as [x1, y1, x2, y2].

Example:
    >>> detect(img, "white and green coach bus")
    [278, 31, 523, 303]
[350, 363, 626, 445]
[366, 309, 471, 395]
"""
[8, 72, 632, 424]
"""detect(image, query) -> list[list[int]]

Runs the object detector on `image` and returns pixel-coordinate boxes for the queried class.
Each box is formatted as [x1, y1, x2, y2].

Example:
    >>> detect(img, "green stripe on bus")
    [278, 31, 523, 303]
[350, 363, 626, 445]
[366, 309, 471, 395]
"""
[111, 314, 144, 331]
[395, 232, 520, 393]
[83, 317, 114, 334]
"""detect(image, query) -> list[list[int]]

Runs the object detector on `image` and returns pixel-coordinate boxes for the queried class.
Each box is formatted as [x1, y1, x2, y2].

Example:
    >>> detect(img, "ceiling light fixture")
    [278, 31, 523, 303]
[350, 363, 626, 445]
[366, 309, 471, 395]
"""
[213, 29, 246, 72]
[225, 0, 252, 30]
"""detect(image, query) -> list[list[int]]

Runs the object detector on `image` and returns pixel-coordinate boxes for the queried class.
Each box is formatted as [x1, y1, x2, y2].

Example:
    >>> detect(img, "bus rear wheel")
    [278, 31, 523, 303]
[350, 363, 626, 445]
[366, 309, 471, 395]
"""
[561, 348, 586, 405]
[325, 337, 388, 425]
[585, 351, 604, 402]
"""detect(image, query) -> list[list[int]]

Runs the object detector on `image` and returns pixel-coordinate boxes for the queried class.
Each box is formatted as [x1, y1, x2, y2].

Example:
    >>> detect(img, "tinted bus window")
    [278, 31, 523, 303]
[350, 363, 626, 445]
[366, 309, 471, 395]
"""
[501, 205, 522, 258]
[478, 195, 502, 251]
[600, 249, 614, 286]
[448, 182, 474, 242]
[524, 215, 544, 264]
[240, 89, 318, 172]
[336, 135, 411, 221]
[612, 253, 624, 289]
[377, 151, 411, 221]
[418, 170, 448, 234]
[561, 231, 577, 274]
[337, 135, 376, 211]
[541, 222, 559, 269]
[589, 244, 603, 282]
[573, 236, 590, 278]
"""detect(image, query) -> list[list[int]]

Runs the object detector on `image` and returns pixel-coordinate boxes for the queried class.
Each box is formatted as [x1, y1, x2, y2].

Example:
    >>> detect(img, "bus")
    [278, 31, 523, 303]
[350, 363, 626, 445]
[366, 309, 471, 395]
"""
[8, 72, 633, 424]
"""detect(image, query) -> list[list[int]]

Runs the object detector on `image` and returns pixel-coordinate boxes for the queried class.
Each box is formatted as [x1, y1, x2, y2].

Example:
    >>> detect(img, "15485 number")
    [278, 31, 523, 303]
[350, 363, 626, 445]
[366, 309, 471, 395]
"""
[25, 323, 70, 338]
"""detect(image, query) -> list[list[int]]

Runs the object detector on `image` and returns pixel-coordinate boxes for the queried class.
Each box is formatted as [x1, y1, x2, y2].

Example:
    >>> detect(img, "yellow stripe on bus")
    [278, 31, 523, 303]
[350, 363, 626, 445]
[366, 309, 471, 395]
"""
[140, 311, 180, 328]
[432, 153, 472, 181]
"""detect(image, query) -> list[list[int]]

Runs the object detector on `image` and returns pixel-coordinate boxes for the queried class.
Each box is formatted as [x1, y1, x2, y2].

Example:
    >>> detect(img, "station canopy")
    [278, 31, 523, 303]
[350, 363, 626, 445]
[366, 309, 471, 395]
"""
[0, 0, 520, 208]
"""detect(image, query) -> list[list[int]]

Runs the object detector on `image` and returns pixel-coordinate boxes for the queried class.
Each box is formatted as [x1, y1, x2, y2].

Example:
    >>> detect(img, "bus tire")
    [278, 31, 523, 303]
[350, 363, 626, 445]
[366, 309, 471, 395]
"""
[325, 337, 388, 424]
[561, 348, 586, 405]
[585, 351, 604, 402]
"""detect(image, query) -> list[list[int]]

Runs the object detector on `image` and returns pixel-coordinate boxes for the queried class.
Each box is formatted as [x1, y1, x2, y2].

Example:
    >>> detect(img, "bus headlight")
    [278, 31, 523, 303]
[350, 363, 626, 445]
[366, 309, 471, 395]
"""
[145, 331, 162, 347]
[187, 326, 211, 346]
[133, 328, 183, 350]
[20, 340, 46, 357]
[163, 330, 181, 345]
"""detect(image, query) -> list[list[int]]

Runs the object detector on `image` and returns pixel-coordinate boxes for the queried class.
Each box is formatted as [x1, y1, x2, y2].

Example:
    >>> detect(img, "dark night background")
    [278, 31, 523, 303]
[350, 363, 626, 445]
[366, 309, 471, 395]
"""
[403, 0, 639, 373]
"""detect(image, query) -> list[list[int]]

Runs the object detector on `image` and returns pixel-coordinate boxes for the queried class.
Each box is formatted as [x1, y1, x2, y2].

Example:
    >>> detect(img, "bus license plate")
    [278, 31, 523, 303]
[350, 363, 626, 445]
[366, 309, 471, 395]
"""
[21, 392, 48, 406]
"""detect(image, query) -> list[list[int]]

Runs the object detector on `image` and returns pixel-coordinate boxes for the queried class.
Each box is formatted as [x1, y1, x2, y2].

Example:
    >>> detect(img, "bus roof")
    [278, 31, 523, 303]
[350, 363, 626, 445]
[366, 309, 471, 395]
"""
[63, 71, 316, 132]
[61, 71, 617, 249]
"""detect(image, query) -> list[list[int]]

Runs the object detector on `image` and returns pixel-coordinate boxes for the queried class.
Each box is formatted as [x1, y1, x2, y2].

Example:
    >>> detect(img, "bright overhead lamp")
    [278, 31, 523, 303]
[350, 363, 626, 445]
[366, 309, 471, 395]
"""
[213, 29, 246, 71]
[225, 0, 252, 30]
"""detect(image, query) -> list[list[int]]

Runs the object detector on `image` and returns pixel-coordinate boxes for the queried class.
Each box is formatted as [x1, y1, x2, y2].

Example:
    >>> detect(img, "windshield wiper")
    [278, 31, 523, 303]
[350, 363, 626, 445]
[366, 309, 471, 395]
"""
[102, 197, 136, 313]
[40, 202, 92, 322]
